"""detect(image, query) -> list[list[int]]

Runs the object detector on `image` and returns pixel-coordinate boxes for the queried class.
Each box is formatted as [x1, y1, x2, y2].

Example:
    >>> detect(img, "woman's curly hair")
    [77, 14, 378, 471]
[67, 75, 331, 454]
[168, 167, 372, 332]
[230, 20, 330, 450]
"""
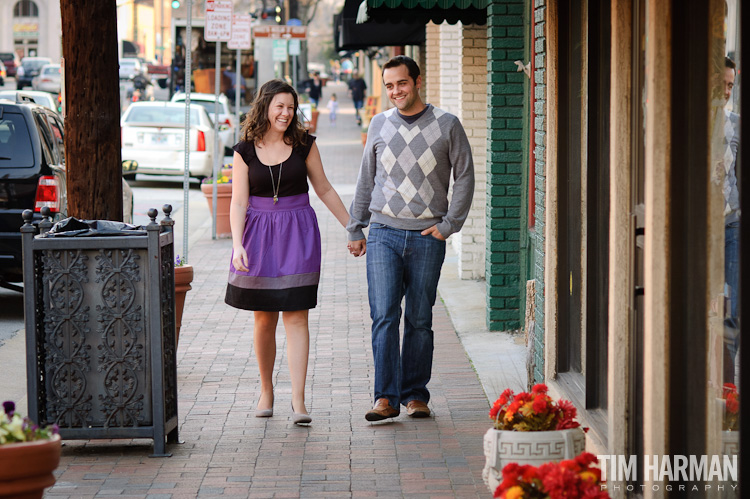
[240, 79, 308, 148]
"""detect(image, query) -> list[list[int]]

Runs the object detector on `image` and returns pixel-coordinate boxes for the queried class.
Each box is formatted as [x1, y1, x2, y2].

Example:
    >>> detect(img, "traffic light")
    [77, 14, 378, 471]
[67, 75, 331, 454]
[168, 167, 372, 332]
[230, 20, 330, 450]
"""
[171, 0, 180, 8]
[275, 5, 282, 23]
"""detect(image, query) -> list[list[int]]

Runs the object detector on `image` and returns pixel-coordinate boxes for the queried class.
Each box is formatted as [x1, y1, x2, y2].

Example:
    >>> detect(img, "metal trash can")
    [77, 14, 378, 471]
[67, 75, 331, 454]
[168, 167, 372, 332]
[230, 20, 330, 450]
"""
[21, 206, 179, 457]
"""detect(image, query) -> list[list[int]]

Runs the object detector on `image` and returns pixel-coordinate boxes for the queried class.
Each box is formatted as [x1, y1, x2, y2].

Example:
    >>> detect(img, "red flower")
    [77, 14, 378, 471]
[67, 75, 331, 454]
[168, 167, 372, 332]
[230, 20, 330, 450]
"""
[574, 452, 598, 468]
[531, 383, 548, 395]
[532, 394, 549, 414]
[726, 393, 739, 414]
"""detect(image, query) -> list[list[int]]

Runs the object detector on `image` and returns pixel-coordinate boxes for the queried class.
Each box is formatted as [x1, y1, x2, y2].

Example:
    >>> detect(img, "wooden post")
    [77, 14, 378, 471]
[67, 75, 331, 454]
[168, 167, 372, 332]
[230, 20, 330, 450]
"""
[60, 0, 123, 221]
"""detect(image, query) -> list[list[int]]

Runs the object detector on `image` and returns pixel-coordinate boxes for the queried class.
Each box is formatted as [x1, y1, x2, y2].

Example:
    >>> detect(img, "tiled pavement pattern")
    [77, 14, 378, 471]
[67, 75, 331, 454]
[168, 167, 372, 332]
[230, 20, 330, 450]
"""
[46, 82, 493, 498]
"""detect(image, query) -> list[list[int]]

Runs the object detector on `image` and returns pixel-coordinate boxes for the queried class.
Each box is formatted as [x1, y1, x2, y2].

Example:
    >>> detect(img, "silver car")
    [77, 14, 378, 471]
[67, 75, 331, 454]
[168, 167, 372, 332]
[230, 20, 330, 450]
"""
[170, 92, 237, 155]
[0, 90, 59, 114]
[31, 64, 61, 93]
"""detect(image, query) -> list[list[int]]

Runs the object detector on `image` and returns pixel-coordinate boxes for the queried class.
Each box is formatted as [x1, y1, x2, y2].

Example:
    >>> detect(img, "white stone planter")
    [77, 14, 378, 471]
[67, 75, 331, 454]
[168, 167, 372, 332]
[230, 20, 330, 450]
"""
[482, 427, 586, 493]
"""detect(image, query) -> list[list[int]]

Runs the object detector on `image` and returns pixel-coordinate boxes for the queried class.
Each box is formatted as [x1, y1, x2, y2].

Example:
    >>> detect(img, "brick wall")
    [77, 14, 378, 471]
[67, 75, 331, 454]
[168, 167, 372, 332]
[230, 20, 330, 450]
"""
[439, 23, 462, 115]
[485, 0, 525, 331]
[456, 25, 488, 279]
[425, 22, 441, 107]
[532, 0, 546, 383]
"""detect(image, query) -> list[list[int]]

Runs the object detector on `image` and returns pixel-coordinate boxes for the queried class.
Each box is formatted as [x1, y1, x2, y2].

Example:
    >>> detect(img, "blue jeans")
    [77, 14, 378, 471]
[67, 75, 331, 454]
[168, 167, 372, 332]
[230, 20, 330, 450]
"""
[725, 223, 740, 375]
[366, 223, 446, 408]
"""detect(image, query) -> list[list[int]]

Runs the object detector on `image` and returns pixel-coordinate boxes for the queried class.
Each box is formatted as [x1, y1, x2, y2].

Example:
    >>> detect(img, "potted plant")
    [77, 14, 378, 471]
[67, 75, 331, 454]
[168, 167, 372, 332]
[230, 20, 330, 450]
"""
[0, 401, 61, 498]
[482, 384, 586, 493]
[722, 382, 739, 457]
[309, 103, 319, 133]
[174, 254, 193, 345]
[494, 452, 610, 499]
[200, 173, 232, 238]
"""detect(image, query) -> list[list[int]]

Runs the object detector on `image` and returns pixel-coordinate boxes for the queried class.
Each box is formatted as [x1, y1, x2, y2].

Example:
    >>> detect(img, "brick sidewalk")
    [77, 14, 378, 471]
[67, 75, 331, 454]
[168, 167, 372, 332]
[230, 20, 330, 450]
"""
[46, 83, 493, 498]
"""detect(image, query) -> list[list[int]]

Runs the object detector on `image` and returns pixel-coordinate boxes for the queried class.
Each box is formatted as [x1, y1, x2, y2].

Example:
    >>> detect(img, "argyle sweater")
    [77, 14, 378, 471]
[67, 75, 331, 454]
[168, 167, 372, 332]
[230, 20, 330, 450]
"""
[347, 105, 475, 241]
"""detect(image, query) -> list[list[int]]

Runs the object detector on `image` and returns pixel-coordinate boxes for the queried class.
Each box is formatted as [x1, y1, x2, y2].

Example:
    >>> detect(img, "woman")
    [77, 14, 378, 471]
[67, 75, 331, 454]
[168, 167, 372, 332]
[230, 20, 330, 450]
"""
[225, 79, 350, 425]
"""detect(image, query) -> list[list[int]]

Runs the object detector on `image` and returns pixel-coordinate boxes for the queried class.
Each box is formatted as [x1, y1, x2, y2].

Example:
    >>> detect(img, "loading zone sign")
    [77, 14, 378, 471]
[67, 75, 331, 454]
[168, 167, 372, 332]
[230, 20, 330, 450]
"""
[228, 14, 252, 50]
[205, 0, 233, 42]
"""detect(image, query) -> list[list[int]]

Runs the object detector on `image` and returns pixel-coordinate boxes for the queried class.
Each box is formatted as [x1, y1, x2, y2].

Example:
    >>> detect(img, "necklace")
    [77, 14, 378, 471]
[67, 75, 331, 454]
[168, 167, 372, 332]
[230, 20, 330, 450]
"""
[268, 162, 283, 204]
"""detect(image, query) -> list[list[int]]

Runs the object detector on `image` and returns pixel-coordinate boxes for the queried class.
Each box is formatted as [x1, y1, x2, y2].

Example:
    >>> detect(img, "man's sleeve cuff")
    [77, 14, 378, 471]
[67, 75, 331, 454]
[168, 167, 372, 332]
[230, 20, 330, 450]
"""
[348, 229, 366, 241]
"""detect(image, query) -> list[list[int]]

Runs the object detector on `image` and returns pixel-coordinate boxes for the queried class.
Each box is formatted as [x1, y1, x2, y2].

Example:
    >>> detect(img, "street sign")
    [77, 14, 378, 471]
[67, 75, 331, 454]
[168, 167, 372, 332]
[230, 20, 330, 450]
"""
[228, 14, 252, 50]
[205, 0, 232, 42]
[288, 39, 301, 56]
[272, 39, 288, 61]
[253, 25, 307, 39]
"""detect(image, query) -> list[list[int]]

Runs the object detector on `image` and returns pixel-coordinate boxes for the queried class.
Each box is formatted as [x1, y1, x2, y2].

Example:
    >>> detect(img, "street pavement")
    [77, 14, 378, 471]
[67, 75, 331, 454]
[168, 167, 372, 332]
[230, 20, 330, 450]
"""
[2, 81, 526, 498]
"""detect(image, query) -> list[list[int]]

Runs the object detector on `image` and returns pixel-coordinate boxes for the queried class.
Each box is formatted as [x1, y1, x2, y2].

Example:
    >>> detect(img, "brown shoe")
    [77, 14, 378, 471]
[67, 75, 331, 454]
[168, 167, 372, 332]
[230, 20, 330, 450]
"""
[406, 400, 431, 418]
[365, 398, 399, 421]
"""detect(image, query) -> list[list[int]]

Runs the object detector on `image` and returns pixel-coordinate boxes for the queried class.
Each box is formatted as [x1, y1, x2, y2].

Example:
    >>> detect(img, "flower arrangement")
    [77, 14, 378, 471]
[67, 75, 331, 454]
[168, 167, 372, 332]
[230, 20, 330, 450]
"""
[201, 175, 232, 184]
[0, 401, 58, 445]
[494, 452, 609, 499]
[723, 383, 739, 431]
[490, 384, 580, 432]
[202, 164, 233, 184]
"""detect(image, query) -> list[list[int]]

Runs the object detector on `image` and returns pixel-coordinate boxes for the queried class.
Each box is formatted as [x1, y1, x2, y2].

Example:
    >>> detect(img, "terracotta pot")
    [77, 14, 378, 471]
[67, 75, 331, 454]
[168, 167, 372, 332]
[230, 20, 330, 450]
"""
[482, 427, 585, 493]
[221, 167, 232, 179]
[174, 264, 194, 345]
[0, 434, 61, 498]
[200, 183, 233, 238]
[309, 110, 319, 133]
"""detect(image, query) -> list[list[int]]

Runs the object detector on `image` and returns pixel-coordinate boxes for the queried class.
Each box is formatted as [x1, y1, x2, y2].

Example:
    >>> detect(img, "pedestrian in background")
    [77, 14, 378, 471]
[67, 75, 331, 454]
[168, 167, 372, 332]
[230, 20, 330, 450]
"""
[346, 56, 475, 422]
[348, 73, 367, 124]
[225, 79, 351, 425]
[326, 93, 339, 127]
[302, 72, 323, 107]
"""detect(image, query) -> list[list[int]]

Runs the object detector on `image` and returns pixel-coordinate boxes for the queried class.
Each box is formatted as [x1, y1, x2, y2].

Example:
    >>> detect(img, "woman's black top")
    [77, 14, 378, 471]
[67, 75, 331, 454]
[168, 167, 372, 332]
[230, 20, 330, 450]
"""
[232, 134, 316, 198]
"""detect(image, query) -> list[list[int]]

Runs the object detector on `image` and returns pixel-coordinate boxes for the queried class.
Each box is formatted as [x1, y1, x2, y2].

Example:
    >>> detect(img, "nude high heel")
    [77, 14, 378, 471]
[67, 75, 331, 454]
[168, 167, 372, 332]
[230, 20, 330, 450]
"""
[291, 403, 311, 425]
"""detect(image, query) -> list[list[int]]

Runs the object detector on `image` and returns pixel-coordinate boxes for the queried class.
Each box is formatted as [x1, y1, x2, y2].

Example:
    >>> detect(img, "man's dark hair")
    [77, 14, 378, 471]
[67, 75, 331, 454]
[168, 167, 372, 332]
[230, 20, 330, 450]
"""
[726, 56, 736, 71]
[382, 55, 420, 82]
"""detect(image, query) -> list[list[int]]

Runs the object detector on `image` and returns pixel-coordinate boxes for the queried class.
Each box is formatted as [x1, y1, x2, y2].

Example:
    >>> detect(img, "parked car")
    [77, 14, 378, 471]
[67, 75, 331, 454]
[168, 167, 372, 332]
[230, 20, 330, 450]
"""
[0, 90, 60, 115]
[120, 101, 217, 180]
[31, 63, 61, 93]
[171, 92, 236, 155]
[15, 56, 52, 89]
[119, 58, 145, 80]
[0, 52, 20, 77]
[0, 60, 6, 86]
[0, 94, 133, 291]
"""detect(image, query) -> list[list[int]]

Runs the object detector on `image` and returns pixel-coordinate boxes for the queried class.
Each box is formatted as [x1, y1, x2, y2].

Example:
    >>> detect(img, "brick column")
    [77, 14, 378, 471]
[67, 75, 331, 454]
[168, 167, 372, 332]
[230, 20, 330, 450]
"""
[456, 25, 488, 279]
[425, 22, 441, 107]
[485, 0, 524, 331]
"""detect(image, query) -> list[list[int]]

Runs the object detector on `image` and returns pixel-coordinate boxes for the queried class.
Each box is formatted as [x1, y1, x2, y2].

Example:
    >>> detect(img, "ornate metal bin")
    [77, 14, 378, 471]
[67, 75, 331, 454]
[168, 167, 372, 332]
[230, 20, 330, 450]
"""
[20, 206, 179, 457]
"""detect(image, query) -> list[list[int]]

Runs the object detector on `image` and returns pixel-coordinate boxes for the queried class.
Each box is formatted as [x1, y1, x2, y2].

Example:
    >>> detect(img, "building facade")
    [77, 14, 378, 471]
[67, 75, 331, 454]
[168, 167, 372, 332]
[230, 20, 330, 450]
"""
[0, 0, 62, 61]
[359, 0, 747, 493]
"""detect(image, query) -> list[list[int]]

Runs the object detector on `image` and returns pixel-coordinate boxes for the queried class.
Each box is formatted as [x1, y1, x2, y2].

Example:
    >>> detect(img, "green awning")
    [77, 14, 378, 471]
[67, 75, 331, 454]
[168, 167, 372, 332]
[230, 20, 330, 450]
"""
[358, 0, 487, 25]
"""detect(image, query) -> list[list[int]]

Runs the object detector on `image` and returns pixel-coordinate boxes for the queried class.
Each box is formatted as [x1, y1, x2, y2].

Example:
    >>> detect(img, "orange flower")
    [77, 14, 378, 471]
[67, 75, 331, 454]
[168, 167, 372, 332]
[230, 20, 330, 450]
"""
[503, 485, 524, 499]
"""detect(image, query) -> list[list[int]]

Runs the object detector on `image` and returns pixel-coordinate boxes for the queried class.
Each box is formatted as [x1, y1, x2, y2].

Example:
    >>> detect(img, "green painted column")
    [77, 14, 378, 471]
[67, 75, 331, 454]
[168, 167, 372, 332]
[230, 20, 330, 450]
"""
[485, 0, 525, 331]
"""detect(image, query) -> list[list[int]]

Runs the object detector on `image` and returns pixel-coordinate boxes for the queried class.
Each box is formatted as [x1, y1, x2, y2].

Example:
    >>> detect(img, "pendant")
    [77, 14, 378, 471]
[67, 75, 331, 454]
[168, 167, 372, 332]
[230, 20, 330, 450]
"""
[273, 196, 278, 204]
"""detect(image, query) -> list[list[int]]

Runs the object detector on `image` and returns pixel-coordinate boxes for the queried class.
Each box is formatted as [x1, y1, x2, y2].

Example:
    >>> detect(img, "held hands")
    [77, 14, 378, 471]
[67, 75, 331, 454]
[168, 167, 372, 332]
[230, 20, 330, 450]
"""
[232, 246, 250, 272]
[347, 239, 366, 257]
[421, 225, 446, 241]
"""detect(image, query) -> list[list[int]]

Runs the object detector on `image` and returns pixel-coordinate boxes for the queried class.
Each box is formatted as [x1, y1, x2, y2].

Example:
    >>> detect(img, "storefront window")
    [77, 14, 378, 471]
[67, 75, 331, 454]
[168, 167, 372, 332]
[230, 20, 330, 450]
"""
[708, 0, 740, 493]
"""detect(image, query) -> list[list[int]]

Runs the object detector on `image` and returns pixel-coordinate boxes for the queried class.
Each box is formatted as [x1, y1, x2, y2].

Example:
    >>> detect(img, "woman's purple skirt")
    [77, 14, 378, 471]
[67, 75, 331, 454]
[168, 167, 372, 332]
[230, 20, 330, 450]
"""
[225, 193, 321, 311]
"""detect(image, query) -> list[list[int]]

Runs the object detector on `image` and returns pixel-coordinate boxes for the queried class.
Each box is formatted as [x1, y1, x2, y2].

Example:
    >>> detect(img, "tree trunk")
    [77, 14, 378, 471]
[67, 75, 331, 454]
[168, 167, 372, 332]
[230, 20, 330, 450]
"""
[61, 0, 123, 221]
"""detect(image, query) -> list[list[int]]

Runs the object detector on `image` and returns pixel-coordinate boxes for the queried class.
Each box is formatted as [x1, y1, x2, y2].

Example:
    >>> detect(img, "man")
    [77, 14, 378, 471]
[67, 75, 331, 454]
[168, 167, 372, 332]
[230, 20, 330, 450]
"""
[348, 73, 367, 123]
[223, 65, 246, 105]
[347, 56, 475, 421]
[723, 56, 741, 382]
